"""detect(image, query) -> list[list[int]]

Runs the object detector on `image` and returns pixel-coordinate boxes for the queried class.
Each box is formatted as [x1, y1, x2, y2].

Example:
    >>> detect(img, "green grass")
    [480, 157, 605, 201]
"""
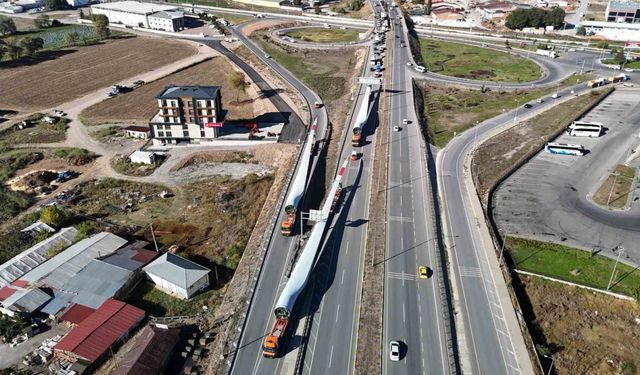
[0, 116, 69, 144]
[125, 281, 218, 317]
[91, 126, 121, 143]
[52, 148, 98, 166]
[252, 35, 351, 102]
[507, 237, 640, 298]
[420, 73, 593, 147]
[624, 60, 640, 69]
[286, 27, 360, 43]
[419, 39, 542, 82]
[592, 164, 637, 209]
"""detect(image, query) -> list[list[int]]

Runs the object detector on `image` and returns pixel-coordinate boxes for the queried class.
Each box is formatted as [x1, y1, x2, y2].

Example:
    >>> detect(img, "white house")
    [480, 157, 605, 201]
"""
[581, 20, 640, 41]
[148, 10, 185, 32]
[129, 151, 156, 165]
[142, 253, 210, 299]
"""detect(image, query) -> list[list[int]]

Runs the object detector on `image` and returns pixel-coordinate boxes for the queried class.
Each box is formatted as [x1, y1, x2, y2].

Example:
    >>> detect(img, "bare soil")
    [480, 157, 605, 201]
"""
[520, 275, 640, 375]
[0, 37, 196, 111]
[80, 57, 263, 126]
[592, 164, 636, 209]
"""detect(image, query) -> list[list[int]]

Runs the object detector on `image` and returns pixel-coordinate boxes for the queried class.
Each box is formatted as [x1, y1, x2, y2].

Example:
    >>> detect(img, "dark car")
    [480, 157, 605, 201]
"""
[524, 103, 533, 109]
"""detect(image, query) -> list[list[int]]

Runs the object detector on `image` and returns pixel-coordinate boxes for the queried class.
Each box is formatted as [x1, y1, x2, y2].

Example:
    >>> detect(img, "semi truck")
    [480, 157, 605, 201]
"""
[262, 318, 288, 357]
[352, 85, 372, 147]
[608, 73, 629, 83]
[536, 49, 557, 58]
[587, 77, 607, 88]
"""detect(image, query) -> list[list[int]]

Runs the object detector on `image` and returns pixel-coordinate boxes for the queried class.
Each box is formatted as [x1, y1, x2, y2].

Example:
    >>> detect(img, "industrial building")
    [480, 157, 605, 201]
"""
[581, 20, 640, 40]
[90, 1, 184, 31]
[0, 285, 51, 317]
[143, 252, 210, 299]
[149, 85, 225, 146]
[0, 227, 79, 288]
[113, 324, 182, 375]
[54, 299, 145, 366]
[606, 0, 640, 23]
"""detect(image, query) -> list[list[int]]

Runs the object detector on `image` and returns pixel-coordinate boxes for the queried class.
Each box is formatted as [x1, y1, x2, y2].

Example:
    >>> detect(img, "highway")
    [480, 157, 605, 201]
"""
[226, 12, 377, 375]
[382, 5, 452, 375]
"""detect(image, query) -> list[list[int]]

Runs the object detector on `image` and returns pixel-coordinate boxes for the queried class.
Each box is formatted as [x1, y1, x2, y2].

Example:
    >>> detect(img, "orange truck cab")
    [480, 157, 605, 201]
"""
[281, 213, 295, 236]
[262, 318, 288, 358]
[314, 101, 323, 108]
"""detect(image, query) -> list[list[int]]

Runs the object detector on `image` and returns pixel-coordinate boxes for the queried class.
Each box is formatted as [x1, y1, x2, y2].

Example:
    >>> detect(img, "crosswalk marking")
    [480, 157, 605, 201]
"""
[387, 271, 416, 281]
[459, 266, 482, 278]
[388, 215, 413, 223]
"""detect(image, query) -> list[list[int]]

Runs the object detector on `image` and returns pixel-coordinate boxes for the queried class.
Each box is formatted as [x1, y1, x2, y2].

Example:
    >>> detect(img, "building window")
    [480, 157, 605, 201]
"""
[158, 131, 164, 137]
[166, 131, 172, 137]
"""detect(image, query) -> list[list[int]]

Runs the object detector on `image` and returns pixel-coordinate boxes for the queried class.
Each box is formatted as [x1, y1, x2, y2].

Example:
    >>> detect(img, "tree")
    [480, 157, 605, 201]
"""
[614, 49, 626, 65]
[44, 0, 67, 10]
[0, 16, 17, 36]
[39, 205, 71, 228]
[425, 0, 431, 14]
[79, 9, 85, 19]
[545, 7, 566, 29]
[91, 14, 110, 39]
[505, 9, 528, 30]
[314, 4, 321, 14]
[229, 70, 247, 104]
[414, 0, 424, 4]
[2, 39, 21, 60]
[596, 40, 609, 49]
[63, 31, 79, 46]
[19, 36, 44, 57]
[34, 14, 51, 29]
[576, 25, 586, 36]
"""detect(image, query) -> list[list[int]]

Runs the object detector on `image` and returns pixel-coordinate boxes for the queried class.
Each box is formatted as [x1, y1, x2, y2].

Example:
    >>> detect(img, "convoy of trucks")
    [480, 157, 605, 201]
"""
[587, 74, 629, 88]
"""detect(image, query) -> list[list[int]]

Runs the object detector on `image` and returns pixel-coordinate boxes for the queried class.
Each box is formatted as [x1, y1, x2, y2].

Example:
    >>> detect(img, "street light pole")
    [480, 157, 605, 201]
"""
[498, 230, 507, 266]
[607, 247, 624, 290]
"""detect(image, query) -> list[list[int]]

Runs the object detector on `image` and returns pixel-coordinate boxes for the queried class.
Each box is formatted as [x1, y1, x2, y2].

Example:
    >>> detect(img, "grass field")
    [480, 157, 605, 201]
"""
[80, 57, 256, 126]
[592, 164, 637, 209]
[472, 89, 609, 199]
[419, 39, 542, 82]
[2, 25, 104, 51]
[0, 115, 69, 144]
[125, 281, 220, 317]
[212, 12, 253, 25]
[418, 74, 593, 147]
[520, 276, 640, 375]
[624, 60, 640, 69]
[0, 37, 196, 111]
[507, 236, 640, 298]
[286, 27, 360, 43]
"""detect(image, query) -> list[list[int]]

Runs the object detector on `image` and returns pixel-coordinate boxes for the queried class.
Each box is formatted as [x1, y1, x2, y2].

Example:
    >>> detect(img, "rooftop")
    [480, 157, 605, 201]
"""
[156, 85, 220, 100]
[91, 1, 177, 15]
[21, 232, 127, 289]
[114, 324, 182, 375]
[123, 126, 150, 133]
[143, 253, 210, 289]
[55, 299, 145, 363]
[150, 10, 184, 19]
[60, 303, 97, 325]
[0, 227, 79, 288]
[1, 287, 52, 313]
[608, 0, 640, 10]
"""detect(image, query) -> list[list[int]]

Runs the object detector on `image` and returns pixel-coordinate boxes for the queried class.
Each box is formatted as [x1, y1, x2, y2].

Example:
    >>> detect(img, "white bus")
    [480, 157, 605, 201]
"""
[567, 125, 603, 137]
[570, 121, 603, 129]
[545, 142, 586, 156]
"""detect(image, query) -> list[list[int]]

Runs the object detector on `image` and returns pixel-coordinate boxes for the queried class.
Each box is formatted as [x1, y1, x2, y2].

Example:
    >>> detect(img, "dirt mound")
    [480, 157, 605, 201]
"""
[8, 169, 57, 193]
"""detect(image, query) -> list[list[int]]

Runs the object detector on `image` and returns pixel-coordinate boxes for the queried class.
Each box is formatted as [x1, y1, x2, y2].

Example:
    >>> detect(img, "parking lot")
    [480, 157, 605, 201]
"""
[492, 88, 640, 264]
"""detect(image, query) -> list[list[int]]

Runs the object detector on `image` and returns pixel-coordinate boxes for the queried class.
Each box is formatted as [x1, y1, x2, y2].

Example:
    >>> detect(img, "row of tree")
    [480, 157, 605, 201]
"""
[505, 7, 566, 30]
[0, 37, 45, 60]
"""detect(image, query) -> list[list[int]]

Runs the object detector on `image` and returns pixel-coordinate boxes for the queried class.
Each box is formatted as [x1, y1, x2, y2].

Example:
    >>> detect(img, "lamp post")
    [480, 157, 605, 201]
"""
[607, 246, 625, 291]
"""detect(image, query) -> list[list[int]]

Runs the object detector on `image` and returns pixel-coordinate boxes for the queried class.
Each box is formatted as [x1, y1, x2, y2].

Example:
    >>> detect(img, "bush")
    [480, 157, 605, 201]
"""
[52, 148, 98, 165]
[74, 220, 97, 241]
[39, 205, 72, 228]
[0, 188, 31, 221]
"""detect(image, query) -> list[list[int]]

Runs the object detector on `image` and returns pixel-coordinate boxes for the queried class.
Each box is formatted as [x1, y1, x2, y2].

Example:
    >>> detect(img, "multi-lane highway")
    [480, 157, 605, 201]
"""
[382, 6, 452, 375]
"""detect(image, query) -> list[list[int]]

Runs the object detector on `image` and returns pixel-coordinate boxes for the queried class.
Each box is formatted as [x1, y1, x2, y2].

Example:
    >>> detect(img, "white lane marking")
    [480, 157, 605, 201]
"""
[336, 304, 340, 323]
[403, 303, 406, 323]
[341, 269, 345, 285]
[329, 346, 334, 368]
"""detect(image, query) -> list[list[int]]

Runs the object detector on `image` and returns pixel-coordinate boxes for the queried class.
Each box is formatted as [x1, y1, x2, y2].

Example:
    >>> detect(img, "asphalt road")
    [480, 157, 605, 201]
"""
[437, 81, 594, 374]
[382, 8, 452, 375]
[493, 88, 640, 264]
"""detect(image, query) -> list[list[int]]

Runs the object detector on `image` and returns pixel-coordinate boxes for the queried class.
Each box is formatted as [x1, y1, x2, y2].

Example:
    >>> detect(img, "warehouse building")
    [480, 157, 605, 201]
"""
[149, 85, 225, 146]
[143, 253, 210, 299]
[581, 20, 640, 40]
[91, 1, 184, 31]
[606, 0, 640, 23]
[54, 299, 145, 366]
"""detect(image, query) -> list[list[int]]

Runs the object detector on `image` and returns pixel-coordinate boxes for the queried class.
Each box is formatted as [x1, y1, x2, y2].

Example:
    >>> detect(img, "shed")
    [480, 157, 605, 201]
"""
[129, 151, 156, 165]
[123, 126, 150, 139]
[142, 253, 210, 299]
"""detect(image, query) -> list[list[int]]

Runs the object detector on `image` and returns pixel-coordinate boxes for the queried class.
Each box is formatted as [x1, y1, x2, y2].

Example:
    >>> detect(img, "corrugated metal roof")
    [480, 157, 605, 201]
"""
[41, 260, 133, 315]
[0, 227, 79, 288]
[101, 243, 156, 271]
[114, 324, 181, 375]
[21, 232, 127, 289]
[2, 287, 52, 313]
[60, 304, 96, 325]
[143, 253, 209, 289]
[55, 299, 145, 363]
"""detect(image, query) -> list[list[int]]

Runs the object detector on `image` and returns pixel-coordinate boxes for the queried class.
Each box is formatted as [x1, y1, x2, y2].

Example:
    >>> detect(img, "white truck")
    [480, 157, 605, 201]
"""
[536, 49, 558, 58]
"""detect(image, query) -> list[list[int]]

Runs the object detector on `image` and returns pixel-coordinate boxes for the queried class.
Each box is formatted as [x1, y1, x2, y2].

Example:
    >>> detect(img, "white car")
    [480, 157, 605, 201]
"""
[264, 54, 271, 59]
[402, 118, 409, 125]
[406, 62, 412, 66]
[393, 125, 400, 132]
[389, 341, 400, 361]
[537, 98, 544, 103]
[551, 93, 559, 99]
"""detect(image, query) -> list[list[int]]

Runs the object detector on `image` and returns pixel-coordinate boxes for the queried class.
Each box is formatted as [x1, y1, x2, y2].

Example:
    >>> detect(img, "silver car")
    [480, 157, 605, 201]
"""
[389, 341, 400, 361]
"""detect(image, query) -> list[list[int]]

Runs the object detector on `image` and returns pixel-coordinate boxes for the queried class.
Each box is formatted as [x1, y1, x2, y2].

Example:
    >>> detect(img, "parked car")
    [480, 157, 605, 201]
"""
[53, 109, 66, 116]
[389, 341, 401, 361]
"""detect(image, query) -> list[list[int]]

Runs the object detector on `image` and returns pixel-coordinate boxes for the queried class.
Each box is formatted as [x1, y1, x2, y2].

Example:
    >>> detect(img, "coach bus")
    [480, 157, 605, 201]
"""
[545, 142, 586, 156]
[567, 125, 603, 137]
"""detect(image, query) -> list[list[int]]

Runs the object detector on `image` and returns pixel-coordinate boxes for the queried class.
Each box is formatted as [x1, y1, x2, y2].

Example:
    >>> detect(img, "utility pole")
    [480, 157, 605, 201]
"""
[150, 223, 159, 252]
[606, 172, 620, 206]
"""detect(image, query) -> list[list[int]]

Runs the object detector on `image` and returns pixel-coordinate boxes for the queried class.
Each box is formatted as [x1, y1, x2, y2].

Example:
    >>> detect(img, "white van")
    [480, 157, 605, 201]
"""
[414, 65, 426, 73]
